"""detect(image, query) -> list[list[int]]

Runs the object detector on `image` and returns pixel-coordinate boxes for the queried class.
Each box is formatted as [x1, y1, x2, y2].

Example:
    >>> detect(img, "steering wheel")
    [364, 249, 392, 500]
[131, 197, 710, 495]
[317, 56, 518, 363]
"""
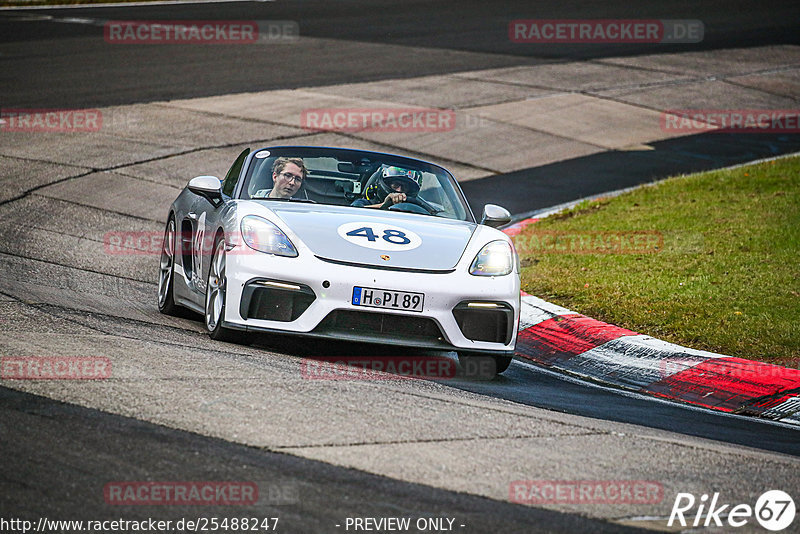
[388, 195, 439, 215]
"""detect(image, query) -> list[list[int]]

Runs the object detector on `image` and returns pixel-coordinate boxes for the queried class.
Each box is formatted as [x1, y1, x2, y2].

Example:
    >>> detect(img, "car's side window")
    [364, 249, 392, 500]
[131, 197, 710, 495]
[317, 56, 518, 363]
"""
[222, 148, 250, 198]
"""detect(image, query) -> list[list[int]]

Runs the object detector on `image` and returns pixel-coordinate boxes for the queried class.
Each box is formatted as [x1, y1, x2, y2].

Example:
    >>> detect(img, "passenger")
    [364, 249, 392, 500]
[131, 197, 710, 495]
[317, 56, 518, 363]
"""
[267, 157, 307, 199]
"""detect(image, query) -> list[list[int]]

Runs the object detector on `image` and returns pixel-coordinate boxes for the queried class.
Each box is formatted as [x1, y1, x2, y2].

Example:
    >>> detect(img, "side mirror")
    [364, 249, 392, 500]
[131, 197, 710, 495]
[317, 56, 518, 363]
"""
[480, 204, 511, 228]
[188, 175, 223, 206]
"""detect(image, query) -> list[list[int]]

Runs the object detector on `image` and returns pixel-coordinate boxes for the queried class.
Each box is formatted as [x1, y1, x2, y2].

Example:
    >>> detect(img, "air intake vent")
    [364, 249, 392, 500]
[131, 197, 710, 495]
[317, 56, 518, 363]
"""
[240, 279, 315, 322]
[452, 301, 514, 344]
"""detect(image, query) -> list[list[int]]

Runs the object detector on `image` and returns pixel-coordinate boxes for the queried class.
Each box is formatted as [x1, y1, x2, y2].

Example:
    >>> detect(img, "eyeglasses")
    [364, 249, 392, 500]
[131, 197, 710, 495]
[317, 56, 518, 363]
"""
[279, 171, 304, 183]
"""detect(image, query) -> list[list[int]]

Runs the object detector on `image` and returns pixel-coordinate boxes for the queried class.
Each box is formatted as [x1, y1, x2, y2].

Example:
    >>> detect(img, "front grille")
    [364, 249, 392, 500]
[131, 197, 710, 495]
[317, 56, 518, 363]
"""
[240, 279, 316, 322]
[314, 310, 447, 345]
[452, 302, 514, 344]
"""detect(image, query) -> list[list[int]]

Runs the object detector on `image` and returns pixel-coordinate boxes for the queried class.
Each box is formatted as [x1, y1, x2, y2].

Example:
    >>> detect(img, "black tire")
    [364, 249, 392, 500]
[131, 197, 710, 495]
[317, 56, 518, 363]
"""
[204, 235, 239, 342]
[457, 352, 513, 379]
[157, 216, 182, 316]
[494, 354, 514, 373]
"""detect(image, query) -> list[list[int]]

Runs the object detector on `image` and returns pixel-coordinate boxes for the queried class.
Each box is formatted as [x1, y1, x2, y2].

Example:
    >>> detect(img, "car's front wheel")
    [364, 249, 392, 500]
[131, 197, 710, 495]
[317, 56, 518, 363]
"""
[205, 236, 238, 342]
[158, 217, 181, 315]
[457, 352, 513, 378]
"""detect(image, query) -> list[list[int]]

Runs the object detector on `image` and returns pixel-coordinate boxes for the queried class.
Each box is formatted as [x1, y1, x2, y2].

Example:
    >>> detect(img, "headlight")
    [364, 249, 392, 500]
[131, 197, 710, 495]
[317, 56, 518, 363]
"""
[240, 215, 298, 257]
[469, 240, 513, 276]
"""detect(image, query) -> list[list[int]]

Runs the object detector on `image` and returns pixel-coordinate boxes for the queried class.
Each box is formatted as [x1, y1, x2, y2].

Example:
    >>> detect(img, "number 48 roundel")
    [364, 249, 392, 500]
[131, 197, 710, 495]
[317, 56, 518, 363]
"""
[337, 222, 422, 251]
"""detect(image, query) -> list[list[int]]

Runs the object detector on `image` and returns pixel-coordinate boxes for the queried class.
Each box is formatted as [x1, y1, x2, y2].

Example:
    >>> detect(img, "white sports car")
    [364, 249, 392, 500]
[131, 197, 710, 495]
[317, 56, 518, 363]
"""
[158, 146, 520, 374]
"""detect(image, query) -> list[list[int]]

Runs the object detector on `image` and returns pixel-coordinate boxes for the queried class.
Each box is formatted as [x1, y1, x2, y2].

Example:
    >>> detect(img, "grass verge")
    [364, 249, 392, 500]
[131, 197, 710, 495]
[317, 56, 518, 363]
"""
[515, 155, 800, 365]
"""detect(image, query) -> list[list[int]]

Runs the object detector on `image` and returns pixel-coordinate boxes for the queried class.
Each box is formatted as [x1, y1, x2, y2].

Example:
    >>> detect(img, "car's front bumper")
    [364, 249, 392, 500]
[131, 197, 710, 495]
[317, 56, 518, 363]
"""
[222, 244, 519, 355]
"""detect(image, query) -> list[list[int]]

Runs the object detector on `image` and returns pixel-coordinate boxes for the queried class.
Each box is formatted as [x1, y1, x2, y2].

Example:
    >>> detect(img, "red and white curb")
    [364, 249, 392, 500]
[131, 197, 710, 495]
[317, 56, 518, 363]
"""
[504, 221, 800, 427]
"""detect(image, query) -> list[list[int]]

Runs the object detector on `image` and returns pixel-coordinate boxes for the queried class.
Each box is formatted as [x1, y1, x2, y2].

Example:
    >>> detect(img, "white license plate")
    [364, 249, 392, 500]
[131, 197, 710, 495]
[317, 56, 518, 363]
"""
[352, 286, 424, 312]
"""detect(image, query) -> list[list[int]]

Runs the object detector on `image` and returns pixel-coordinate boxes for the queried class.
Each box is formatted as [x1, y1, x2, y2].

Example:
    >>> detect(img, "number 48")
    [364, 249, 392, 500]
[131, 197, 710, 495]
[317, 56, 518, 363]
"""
[346, 226, 410, 245]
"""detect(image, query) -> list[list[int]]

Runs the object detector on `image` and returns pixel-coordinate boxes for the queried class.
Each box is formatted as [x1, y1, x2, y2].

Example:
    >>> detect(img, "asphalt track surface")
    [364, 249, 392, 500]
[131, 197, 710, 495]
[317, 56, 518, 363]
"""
[2, 1, 800, 532]
[4, 1, 800, 215]
[462, 132, 800, 216]
[1, 0, 799, 108]
[1, 387, 642, 534]
[452, 360, 800, 457]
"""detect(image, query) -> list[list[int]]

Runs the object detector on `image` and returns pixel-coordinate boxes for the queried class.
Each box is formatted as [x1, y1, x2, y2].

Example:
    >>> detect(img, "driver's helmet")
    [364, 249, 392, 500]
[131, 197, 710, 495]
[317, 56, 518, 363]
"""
[381, 166, 422, 196]
[364, 165, 423, 203]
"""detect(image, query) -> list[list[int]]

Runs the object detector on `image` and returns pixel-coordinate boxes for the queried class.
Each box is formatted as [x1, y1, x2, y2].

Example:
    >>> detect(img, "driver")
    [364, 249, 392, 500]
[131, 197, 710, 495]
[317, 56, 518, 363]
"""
[351, 166, 423, 209]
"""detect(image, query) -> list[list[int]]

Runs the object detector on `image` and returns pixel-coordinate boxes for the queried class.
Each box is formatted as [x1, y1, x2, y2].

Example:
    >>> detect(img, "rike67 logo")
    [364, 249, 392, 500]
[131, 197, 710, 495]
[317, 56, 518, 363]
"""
[669, 490, 795, 531]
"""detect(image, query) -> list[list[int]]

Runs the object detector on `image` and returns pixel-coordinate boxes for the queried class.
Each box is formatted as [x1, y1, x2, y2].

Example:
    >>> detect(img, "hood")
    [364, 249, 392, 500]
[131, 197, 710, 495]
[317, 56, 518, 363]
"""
[266, 203, 476, 271]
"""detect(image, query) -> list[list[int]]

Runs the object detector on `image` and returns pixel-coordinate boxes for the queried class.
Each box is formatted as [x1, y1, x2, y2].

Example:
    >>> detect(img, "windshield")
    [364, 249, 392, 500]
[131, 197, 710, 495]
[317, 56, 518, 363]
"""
[239, 146, 473, 222]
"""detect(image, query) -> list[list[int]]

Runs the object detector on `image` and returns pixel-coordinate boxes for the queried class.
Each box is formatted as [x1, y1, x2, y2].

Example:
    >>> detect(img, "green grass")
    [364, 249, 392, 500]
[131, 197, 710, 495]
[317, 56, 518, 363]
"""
[515, 155, 800, 365]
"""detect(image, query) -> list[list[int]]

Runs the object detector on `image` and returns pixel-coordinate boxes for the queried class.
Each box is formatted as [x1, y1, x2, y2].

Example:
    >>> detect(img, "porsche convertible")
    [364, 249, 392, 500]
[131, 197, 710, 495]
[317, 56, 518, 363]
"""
[158, 146, 520, 374]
